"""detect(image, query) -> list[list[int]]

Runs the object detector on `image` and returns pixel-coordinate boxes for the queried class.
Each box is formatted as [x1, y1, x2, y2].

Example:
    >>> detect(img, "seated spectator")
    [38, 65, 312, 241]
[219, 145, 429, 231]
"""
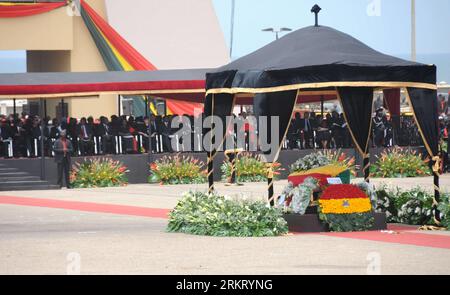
[97, 116, 115, 155]
[77, 117, 94, 156]
[118, 118, 136, 154]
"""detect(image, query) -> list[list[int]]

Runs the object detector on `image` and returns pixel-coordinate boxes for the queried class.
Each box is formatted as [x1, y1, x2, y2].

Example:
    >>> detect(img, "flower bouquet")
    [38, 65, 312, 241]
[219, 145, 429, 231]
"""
[149, 154, 207, 185]
[70, 158, 129, 188]
[220, 153, 283, 183]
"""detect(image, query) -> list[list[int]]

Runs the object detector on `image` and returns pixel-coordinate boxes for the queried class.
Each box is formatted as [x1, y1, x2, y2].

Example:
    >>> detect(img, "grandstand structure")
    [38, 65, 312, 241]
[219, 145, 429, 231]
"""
[0, 0, 229, 118]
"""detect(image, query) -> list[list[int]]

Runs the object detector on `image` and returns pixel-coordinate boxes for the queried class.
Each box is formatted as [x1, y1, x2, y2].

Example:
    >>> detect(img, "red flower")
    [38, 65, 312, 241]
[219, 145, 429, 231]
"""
[320, 184, 368, 200]
[150, 163, 158, 171]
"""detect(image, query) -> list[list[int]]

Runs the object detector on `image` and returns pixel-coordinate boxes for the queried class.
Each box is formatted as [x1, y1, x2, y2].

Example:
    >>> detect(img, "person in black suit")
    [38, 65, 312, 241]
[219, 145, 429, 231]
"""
[287, 113, 302, 150]
[301, 112, 314, 149]
[67, 118, 79, 156]
[160, 116, 173, 153]
[77, 117, 94, 156]
[53, 130, 73, 189]
[138, 116, 157, 153]
[0, 119, 12, 158]
[97, 116, 115, 154]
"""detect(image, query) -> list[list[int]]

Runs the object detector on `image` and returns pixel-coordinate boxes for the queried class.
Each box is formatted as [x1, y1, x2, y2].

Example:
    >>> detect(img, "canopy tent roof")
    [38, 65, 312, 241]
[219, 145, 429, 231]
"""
[0, 69, 208, 102]
[0, 69, 338, 104]
[206, 25, 437, 93]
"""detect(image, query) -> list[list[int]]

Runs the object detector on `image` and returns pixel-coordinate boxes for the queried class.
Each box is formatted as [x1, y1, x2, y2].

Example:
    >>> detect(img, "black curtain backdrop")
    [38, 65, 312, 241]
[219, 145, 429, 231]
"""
[337, 87, 374, 182]
[253, 90, 299, 162]
[407, 87, 441, 221]
[204, 93, 235, 192]
[253, 90, 298, 204]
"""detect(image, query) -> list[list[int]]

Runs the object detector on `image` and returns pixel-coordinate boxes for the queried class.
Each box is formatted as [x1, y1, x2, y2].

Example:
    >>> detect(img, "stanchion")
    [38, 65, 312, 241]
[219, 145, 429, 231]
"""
[224, 148, 244, 186]
[207, 151, 215, 194]
[267, 163, 275, 206]
[363, 154, 370, 183]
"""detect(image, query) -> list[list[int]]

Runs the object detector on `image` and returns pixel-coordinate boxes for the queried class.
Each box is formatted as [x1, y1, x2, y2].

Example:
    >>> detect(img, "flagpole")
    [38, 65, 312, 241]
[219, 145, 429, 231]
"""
[229, 0, 236, 59]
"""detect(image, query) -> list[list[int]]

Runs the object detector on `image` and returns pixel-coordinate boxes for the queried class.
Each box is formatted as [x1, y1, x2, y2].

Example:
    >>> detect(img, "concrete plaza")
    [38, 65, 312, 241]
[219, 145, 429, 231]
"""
[0, 176, 449, 275]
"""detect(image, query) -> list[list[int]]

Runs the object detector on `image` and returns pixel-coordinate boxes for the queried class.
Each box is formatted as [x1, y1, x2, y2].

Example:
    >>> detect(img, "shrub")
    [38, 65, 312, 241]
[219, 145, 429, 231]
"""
[70, 158, 128, 188]
[220, 153, 283, 183]
[370, 147, 431, 178]
[374, 187, 434, 225]
[438, 193, 450, 230]
[167, 191, 289, 237]
[149, 154, 207, 185]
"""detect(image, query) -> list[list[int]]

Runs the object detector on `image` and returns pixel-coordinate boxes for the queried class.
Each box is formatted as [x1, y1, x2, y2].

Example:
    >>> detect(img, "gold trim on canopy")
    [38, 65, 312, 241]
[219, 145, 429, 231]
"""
[206, 81, 437, 95]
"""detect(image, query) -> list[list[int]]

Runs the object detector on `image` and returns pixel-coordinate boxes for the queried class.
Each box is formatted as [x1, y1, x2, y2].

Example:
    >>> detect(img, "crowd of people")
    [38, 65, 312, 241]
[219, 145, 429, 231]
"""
[285, 108, 424, 150]
[0, 113, 191, 158]
[0, 109, 437, 159]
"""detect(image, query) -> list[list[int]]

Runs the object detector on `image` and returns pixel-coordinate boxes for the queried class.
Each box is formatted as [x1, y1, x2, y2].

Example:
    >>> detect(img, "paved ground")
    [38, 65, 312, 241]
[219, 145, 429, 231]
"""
[0, 176, 449, 275]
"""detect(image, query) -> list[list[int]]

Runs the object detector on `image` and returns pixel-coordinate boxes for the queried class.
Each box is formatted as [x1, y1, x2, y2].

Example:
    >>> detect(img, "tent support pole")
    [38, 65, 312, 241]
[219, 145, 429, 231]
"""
[320, 95, 324, 117]
[434, 171, 440, 222]
[267, 164, 275, 206]
[148, 121, 153, 172]
[145, 96, 149, 118]
[363, 155, 370, 183]
[118, 96, 121, 116]
[207, 151, 214, 193]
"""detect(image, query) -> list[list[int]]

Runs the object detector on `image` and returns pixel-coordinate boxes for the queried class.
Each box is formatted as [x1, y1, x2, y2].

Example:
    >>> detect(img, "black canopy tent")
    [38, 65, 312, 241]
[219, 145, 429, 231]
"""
[204, 13, 440, 221]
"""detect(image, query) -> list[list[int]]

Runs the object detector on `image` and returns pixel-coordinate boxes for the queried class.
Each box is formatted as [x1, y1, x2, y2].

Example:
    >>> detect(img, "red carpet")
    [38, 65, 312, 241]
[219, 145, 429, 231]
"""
[0, 196, 170, 219]
[1, 195, 449, 249]
[320, 228, 450, 250]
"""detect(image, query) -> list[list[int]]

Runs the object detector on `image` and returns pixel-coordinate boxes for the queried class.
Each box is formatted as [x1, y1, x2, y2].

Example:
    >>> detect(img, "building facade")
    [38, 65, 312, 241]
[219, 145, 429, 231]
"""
[0, 0, 229, 118]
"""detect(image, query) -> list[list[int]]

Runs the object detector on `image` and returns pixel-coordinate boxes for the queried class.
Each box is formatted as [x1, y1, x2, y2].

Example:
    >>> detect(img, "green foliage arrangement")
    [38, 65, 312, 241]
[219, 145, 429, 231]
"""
[438, 194, 450, 230]
[149, 154, 207, 185]
[290, 150, 357, 174]
[290, 152, 330, 173]
[167, 191, 289, 237]
[374, 187, 435, 225]
[220, 153, 283, 183]
[319, 213, 375, 232]
[440, 140, 448, 154]
[370, 147, 431, 178]
[70, 158, 128, 188]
